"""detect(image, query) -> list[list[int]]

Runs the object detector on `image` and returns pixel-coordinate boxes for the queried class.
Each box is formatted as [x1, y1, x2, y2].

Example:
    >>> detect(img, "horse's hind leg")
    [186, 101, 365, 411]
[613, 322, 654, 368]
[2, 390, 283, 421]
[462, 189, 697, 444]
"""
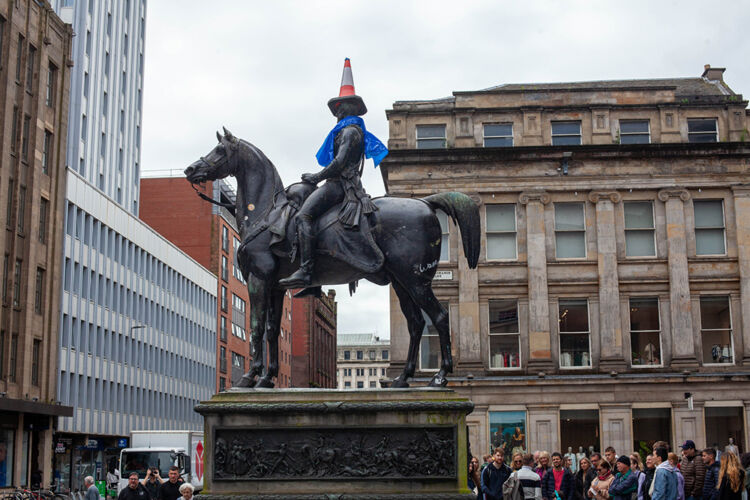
[390, 280, 426, 388]
[255, 288, 285, 388]
[412, 284, 452, 387]
[236, 274, 269, 388]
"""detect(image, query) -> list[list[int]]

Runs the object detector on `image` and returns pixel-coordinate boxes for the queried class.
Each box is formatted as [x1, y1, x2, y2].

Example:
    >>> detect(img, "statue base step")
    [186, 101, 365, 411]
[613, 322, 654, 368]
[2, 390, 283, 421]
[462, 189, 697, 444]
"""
[194, 388, 475, 499]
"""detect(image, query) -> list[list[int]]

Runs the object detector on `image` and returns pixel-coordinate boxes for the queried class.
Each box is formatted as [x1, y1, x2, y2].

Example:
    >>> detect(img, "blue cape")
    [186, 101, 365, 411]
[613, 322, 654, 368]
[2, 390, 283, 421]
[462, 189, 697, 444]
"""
[315, 116, 389, 168]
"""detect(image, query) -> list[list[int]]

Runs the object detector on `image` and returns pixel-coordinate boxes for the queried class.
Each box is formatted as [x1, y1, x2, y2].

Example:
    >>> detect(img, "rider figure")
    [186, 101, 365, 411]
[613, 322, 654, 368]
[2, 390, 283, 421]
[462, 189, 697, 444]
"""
[279, 58, 387, 289]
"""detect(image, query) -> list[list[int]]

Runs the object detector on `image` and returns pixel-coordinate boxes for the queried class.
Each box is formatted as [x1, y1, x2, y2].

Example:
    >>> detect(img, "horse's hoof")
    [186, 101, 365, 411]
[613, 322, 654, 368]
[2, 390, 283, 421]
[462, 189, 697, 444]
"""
[255, 376, 275, 388]
[235, 375, 257, 388]
[428, 374, 448, 387]
[390, 377, 410, 388]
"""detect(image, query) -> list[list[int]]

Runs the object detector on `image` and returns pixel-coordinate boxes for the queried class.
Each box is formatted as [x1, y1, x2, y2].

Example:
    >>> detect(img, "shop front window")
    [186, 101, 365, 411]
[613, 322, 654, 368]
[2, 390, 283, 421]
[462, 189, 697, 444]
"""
[560, 409, 599, 455]
[633, 408, 671, 461]
[705, 407, 744, 455]
[489, 411, 526, 457]
[0, 428, 15, 487]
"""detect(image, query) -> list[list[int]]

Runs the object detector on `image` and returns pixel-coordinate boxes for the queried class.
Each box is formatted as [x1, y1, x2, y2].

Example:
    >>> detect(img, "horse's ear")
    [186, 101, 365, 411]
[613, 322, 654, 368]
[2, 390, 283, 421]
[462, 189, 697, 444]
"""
[223, 126, 234, 141]
[216, 131, 222, 143]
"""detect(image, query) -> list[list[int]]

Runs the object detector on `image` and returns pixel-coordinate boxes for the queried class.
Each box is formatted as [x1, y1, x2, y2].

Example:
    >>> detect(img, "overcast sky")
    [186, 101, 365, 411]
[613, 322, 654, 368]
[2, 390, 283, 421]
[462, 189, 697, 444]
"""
[140, 0, 750, 339]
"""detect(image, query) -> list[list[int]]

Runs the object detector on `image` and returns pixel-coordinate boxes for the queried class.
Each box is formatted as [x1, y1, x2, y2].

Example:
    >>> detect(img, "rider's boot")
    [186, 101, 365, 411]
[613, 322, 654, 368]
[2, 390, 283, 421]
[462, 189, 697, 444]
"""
[279, 217, 314, 288]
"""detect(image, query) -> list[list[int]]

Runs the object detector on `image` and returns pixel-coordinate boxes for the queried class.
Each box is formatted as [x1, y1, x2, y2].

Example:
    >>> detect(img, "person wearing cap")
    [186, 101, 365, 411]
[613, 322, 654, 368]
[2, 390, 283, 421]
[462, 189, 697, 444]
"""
[680, 440, 706, 500]
[279, 58, 388, 289]
[608, 455, 639, 500]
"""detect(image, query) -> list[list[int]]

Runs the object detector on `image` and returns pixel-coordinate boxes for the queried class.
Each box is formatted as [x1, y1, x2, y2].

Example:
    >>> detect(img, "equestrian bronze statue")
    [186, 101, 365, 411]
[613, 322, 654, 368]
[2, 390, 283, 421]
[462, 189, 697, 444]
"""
[184, 59, 479, 388]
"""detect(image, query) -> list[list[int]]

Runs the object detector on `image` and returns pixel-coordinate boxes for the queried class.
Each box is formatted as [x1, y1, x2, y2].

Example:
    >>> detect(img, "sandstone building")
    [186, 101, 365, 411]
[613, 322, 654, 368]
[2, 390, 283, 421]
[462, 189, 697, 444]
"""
[382, 65, 750, 458]
[0, 0, 73, 487]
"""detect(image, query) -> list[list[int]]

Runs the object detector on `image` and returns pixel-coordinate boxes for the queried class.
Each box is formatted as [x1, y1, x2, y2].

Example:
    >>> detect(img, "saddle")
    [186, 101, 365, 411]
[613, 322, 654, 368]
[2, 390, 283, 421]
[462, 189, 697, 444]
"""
[264, 182, 384, 274]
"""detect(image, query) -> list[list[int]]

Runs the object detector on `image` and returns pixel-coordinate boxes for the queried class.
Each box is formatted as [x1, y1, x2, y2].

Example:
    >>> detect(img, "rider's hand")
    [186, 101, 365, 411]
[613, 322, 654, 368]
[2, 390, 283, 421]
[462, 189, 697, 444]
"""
[301, 173, 319, 185]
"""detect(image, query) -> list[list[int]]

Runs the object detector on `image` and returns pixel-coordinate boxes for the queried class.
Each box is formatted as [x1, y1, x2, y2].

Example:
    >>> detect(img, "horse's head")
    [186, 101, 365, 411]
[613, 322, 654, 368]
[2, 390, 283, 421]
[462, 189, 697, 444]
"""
[184, 127, 240, 184]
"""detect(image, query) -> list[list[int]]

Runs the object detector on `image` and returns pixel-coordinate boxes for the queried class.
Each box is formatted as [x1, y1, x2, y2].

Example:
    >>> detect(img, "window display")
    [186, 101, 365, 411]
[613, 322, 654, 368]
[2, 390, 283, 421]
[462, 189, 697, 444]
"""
[489, 411, 526, 457]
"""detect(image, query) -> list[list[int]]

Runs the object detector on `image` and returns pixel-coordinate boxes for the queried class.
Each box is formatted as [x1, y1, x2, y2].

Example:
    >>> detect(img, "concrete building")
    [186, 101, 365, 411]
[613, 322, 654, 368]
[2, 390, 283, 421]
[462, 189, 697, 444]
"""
[291, 289, 337, 388]
[50, 0, 217, 491]
[139, 176, 292, 390]
[336, 333, 390, 389]
[0, 0, 73, 487]
[382, 65, 750, 458]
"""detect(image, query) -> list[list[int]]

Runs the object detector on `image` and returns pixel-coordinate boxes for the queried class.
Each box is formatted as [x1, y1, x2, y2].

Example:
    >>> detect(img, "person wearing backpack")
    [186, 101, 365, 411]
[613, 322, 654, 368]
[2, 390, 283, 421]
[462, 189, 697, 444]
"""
[483, 448, 513, 500]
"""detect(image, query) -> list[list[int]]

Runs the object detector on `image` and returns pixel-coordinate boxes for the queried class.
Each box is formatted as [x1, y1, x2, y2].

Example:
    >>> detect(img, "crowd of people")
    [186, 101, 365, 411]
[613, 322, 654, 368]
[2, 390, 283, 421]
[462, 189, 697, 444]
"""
[469, 440, 749, 500]
[98, 466, 193, 500]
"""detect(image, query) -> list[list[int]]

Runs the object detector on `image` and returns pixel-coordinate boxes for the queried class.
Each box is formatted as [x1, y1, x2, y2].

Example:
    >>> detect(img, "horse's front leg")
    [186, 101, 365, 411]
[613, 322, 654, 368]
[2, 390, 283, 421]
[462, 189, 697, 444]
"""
[255, 288, 285, 388]
[235, 274, 269, 388]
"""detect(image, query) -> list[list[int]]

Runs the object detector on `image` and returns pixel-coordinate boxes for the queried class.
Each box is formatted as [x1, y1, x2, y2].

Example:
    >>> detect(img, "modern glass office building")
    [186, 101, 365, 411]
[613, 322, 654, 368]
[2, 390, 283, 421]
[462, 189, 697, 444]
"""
[50, 0, 218, 490]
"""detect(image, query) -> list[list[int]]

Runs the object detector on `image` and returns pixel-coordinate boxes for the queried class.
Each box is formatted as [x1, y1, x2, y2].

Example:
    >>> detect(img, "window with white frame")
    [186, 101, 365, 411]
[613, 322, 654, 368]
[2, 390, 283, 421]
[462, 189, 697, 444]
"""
[694, 200, 726, 255]
[232, 236, 246, 283]
[489, 299, 520, 369]
[437, 210, 449, 262]
[624, 201, 656, 257]
[416, 124, 446, 149]
[486, 204, 517, 260]
[555, 203, 586, 258]
[688, 118, 718, 143]
[700, 296, 733, 364]
[551, 121, 582, 146]
[630, 297, 661, 366]
[483, 123, 513, 147]
[619, 120, 650, 144]
[419, 301, 449, 371]
[558, 299, 591, 367]
[231, 293, 246, 340]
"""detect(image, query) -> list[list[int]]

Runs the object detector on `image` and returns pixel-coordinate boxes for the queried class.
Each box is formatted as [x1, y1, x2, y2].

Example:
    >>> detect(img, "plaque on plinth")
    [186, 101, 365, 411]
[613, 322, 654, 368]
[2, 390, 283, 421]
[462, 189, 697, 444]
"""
[194, 388, 475, 499]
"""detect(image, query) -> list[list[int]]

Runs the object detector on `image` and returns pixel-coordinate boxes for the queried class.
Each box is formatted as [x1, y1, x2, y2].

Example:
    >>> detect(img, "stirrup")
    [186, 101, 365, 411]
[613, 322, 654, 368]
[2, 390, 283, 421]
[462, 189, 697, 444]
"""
[293, 286, 322, 298]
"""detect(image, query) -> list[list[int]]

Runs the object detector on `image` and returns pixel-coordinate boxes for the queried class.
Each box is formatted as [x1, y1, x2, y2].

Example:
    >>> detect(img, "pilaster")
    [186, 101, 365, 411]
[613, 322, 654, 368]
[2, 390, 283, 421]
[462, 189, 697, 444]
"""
[458, 213, 482, 370]
[657, 188, 696, 367]
[599, 403, 632, 455]
[589, 191, 625, 370]
[526, 404, 559, 453]
[519, 190, 553, 371]
[672, 400, 706, 450]
[731, 185, 750, 363]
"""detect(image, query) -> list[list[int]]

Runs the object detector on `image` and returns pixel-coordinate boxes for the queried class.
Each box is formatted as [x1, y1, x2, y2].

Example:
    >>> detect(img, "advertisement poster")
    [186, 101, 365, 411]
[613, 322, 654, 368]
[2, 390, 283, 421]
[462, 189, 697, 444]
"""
[489, 411, 526, 456]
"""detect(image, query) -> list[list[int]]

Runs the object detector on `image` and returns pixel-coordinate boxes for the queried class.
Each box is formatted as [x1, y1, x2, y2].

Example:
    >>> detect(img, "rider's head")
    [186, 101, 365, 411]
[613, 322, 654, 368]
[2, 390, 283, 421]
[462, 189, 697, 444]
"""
[329, 99, 366, 121]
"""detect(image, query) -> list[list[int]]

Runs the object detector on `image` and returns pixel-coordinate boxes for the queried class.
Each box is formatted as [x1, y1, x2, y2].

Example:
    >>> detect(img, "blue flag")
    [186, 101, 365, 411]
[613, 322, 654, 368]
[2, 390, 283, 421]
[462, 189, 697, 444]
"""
[315, 116, 389, 168]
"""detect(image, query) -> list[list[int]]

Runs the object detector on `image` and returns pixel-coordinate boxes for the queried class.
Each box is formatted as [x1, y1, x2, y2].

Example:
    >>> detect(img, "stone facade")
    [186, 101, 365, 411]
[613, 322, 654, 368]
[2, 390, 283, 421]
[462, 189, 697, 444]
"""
[383, 66, 750, 457]
[0, 0, 73, 487]
[291, 289, 338, 388]
[336, 333, 390, 389]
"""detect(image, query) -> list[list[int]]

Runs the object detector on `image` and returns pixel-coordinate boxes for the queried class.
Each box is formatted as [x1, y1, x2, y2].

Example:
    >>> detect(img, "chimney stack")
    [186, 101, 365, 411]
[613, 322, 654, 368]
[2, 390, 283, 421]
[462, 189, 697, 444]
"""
[702, 64, 726, 81]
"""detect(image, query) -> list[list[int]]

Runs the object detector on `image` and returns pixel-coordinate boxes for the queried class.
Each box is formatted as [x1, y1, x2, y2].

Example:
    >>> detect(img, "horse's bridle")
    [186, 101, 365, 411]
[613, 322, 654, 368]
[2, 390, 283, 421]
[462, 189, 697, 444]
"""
[190, 140, 238, 210]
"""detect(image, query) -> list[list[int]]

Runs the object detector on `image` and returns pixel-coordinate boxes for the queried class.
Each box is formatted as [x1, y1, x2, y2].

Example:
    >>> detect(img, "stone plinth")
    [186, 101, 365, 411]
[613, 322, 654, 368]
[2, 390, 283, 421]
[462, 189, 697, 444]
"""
[195, 388, 474, 500]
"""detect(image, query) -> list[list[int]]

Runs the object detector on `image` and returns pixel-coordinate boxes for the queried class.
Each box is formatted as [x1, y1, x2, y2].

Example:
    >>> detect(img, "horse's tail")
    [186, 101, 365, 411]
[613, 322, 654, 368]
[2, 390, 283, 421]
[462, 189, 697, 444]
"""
[422, 192, 480, 269]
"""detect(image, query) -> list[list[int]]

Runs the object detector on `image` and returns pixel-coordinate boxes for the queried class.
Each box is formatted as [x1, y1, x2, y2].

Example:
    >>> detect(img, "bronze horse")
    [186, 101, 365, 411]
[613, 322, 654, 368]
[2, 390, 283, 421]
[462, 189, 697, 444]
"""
[185, 128, 479, 388]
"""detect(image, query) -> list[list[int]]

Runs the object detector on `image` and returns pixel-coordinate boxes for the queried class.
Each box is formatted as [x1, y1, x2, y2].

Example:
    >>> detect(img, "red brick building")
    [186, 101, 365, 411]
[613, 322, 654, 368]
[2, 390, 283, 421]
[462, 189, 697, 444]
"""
[139, 177, 293, 389]
[291, 289, 338, 388]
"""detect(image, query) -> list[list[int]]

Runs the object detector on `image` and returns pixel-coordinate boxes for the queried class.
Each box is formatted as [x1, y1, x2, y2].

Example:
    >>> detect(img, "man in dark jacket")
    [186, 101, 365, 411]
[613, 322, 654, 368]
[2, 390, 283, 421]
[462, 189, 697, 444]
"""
[609, 455, 639, 500]
[680, 440, 706, 500]
[543, 452, 574, 500]
[157, 466, 184, 500]
[702, 448, 720, 500]
[482, 448, 513, 500]
[118, 473, 151, 500]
